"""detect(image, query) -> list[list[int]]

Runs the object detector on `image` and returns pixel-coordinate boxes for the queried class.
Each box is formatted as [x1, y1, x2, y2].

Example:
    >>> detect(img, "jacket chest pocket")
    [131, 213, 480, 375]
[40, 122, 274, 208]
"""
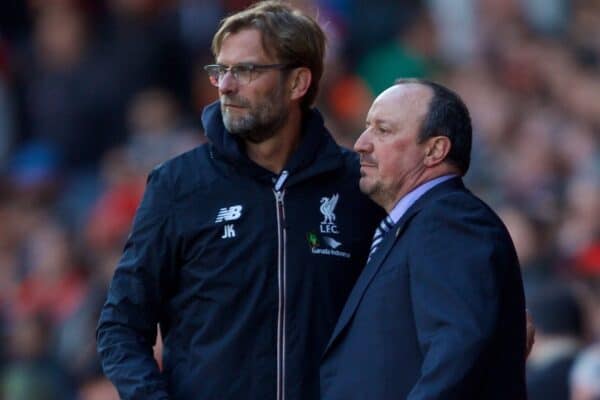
[177, 221, 275, 297]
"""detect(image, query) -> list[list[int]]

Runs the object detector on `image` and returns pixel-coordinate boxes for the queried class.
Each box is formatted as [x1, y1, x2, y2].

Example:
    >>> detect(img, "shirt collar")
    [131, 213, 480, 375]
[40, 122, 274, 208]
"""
[388, 174, 457, 224]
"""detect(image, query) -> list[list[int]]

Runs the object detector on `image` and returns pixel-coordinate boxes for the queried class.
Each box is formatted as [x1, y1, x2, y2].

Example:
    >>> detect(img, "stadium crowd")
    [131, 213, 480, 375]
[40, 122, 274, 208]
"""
[0, 0, 598, 399]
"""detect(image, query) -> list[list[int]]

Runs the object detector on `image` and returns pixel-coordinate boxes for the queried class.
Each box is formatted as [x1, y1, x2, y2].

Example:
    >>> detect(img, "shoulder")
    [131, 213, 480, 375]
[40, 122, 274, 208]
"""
[413, 186, 512, 245]
[148, 143, 217, 199]
[412, 181, 499, 220]
[405, 187, 519, 274]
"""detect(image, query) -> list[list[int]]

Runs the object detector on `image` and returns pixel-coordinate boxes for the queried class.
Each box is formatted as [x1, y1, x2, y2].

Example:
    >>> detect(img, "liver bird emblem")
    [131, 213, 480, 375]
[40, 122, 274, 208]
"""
[320, 194, 339, 224]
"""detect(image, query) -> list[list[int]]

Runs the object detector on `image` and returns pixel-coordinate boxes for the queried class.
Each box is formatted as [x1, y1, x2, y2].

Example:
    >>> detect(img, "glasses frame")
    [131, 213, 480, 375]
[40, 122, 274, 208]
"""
[203, 63, 295, 87]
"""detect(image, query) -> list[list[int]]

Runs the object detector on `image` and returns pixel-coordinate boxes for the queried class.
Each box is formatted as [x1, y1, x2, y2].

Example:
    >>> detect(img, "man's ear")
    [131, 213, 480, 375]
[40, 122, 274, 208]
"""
[423, 136, 451, 167]
[289, 67, 311, 101]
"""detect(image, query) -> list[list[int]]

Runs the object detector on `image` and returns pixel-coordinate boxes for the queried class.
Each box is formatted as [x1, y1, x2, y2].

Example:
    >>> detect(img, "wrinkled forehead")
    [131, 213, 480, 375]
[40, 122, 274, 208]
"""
[217, 28, 272, 63]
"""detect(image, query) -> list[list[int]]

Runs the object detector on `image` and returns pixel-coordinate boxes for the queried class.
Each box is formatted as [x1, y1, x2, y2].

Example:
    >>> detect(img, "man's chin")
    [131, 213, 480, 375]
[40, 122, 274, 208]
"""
[223, 117, 253, 139]
[358, 178, 375, 195]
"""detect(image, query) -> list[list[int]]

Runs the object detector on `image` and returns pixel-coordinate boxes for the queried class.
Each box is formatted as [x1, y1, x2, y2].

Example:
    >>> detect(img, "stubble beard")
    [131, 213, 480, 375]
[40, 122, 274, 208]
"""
[359, 174, 390, 210]
[359, 175, 379, 198]
[222, 85, 289, 144]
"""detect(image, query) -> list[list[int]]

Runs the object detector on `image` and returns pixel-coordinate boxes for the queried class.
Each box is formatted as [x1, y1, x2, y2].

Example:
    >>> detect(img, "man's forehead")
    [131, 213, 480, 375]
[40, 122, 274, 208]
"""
[217, 28, 270, 62]
[368, 83, 432, 121]
[382, 83, 431, 106]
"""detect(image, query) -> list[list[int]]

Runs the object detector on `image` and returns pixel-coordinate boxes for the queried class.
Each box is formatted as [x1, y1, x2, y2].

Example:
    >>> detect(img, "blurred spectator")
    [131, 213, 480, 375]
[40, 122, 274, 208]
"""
[521, 0, 571, 37]
[573, 242, 600, 280]
[570, 344, 600, 400]
[342, 0, 420, 67]
[571, 258, 600, 344]
[13, 215, 88, 324]
[5, 140, 62, 203]
[84, 147, 145, 253]
[173, 0, 221, 55]
[78, 375, 120, 400]
[427, 0, 478, 65]
[500, 105, 564, 222]
[526, 282, 586, 400]
[164, 0, 223, 104]
[0, 313, 75, 400]
[85, 87, 201, 253]
[357, 5, 437, 96]
[498, 206, 555, 296]
[97, 0, 194, 128]
[125, 87, 201, 173]
[557, 177, 600, 261]
[14, 3, 120, 169]
[322, 74, 373, 148]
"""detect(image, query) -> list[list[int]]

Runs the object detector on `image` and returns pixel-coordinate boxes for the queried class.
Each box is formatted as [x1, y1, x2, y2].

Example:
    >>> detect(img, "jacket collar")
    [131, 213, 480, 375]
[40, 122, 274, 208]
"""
[201, 101, 344, 186]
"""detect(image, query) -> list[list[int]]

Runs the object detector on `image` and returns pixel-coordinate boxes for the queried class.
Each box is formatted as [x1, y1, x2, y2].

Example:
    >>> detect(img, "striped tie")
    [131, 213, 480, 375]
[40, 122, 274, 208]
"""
[367, 215, 394, 263]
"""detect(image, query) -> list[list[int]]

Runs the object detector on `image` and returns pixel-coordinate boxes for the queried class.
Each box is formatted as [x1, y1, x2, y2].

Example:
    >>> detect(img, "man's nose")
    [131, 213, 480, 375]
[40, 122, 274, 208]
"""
[354, 130, 372, 153]
[218, 71, 238, 93]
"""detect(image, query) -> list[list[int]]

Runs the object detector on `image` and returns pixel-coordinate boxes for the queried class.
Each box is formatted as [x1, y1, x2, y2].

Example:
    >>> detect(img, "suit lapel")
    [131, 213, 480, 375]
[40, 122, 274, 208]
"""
[322, 177, 466, 358]
[322, 208, 416, 356]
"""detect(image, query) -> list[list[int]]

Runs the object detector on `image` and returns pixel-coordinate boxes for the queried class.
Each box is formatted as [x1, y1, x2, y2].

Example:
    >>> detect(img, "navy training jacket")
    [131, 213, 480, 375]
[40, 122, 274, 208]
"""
[96, 102, 383, 400]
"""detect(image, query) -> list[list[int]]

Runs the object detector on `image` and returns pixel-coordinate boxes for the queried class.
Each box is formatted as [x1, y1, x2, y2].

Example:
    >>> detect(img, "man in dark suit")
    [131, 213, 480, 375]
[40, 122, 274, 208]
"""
[320, 79, 527, 399]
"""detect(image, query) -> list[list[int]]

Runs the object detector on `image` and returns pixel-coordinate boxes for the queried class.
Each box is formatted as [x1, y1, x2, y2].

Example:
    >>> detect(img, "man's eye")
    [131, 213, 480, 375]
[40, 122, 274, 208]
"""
[233, 66, 252, 75]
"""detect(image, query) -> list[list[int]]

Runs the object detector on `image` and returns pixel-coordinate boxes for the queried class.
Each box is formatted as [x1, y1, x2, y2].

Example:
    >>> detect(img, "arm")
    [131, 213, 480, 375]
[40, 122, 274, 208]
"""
[407, 200, 517, 399]
[96, 169, 176, 400]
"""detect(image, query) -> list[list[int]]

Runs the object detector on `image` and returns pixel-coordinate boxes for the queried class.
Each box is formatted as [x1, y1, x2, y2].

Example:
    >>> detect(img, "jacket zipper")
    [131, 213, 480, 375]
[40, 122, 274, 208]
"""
[273, 170, 288, 400]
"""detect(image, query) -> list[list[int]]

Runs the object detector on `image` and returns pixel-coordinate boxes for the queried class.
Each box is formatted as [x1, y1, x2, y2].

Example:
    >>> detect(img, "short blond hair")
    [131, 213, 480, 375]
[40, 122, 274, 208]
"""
[212, 1, 325, 110]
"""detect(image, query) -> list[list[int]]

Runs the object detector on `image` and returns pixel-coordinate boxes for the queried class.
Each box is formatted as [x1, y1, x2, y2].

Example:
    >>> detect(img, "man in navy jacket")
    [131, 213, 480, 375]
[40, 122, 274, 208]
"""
[96, 2, 382, 399]
[320, 79, 527, 399]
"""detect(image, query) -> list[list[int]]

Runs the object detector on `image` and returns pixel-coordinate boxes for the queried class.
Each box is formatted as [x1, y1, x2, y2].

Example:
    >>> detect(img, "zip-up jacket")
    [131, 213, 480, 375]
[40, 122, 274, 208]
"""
[96, 102, 383, 400]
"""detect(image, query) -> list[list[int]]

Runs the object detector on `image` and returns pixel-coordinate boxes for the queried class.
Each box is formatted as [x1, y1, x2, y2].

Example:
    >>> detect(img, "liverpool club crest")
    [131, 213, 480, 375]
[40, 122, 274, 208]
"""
[320, 193, 339, 234]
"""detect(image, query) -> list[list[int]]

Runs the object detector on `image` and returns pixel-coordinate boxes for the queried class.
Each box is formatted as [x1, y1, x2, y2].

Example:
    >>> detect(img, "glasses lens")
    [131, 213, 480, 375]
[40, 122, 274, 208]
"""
[205, 65, 221, 87]
[204, 64, 272, 86]
[232, 65, 252, 85]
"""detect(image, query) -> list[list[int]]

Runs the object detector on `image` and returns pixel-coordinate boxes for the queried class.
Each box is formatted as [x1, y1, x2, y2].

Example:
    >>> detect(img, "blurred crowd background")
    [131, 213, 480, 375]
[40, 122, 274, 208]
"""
[0, 0, 598, 399]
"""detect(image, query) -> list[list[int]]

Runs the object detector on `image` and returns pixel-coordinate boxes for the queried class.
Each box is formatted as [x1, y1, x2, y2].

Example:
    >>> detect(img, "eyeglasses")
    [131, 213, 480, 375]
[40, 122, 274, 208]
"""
[203, 63, 294, 87]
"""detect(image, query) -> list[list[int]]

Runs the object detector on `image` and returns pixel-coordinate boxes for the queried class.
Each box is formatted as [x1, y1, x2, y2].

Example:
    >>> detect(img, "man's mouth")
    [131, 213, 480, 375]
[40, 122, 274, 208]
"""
[221, 96, 247, 109]
[359, 158, 377, 168]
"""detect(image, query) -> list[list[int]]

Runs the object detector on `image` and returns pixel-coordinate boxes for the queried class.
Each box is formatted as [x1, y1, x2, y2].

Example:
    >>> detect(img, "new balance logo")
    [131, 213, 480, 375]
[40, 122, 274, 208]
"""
[215, 205, 243, 223]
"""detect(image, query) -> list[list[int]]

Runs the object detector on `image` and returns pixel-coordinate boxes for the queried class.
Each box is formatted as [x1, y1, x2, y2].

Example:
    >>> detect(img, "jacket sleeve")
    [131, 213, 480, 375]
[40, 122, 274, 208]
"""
[96, 168, 176, 400]
[406, 198, 512, 399]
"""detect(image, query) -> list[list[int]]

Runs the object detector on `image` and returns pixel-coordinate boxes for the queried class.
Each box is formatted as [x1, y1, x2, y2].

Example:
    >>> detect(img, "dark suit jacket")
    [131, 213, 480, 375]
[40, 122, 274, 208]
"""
[320, 178, 527, 400]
